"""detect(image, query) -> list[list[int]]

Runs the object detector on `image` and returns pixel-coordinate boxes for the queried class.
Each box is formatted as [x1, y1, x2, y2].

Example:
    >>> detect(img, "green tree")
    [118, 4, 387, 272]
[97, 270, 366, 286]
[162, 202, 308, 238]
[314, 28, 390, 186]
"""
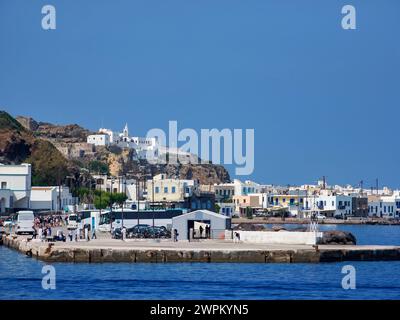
[88, 160, 109, 175]
[74, 187, 93, 204]
[214, 203, 221, 213]
[110, 192, 128, 207]
[94, 190, 110, 210]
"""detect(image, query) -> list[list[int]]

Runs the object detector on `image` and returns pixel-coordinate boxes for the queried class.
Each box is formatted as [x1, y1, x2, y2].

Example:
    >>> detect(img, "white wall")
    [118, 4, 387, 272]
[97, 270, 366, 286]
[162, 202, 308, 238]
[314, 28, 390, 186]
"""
[87, 134, 110, 146]
[233, 179, 261, 196]
[368, 200, 397, 218]
[235, 231, 322, 245]
[30, 186, 74, 211]
[0, 163, 31, 209]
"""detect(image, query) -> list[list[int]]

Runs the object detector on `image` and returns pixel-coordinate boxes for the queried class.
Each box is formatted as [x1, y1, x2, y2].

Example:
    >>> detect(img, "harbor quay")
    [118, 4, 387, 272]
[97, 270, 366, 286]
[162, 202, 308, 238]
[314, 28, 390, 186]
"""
[2, 234, 400, 263]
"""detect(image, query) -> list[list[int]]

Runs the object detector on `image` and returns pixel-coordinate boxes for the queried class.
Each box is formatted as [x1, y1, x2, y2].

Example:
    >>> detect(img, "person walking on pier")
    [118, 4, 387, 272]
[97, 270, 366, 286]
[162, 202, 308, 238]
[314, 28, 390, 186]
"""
[173, 229, 179, 242]
[38, 226, 43, 242]
[199, 225, 204, 238]
[233, 232, 241, 243]
[84, 224, 90, 241]
[121, 227, 126, 241]
[31, 224, 37, 240]
[205, 225, 210, 239]
[92, 228, 97, 240]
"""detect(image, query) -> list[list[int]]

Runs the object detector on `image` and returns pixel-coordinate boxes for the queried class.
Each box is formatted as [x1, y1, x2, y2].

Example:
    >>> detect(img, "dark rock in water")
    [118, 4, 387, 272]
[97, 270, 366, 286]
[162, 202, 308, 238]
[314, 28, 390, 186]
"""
[319, 230, 357, 245]
[272, 225, 287, 232]
[233, 223, 265, 231]
[290, 226, 307, 232]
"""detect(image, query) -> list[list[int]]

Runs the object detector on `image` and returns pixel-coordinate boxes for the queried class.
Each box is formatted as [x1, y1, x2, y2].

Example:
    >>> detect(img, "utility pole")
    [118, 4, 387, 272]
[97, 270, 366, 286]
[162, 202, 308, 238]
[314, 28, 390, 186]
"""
[122, 176, 126, 229]
[376, 178, 379, 195]
[152, 175, 155, 228]
[58, 184, 61, 213]
[136, 177, 140, 225]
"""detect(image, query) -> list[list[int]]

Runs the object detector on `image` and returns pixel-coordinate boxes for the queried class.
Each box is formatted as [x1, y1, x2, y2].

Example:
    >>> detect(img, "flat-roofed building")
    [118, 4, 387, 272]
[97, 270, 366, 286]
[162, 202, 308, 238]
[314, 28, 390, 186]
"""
[0, 163, 31, 214]
[30, 186, 75, 212]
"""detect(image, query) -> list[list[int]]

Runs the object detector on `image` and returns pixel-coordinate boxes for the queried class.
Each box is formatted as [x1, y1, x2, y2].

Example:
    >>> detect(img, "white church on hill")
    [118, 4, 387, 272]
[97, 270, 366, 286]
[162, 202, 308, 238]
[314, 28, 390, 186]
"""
[87, 124, 158, 160]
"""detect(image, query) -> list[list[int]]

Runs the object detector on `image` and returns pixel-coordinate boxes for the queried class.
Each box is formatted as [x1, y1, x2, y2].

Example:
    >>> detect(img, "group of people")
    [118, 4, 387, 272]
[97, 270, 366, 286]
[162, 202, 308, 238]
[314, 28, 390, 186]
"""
[32, 225, 65, 242]
[30, 216, 96, 242]
[34, 214, 65, 229]
[198, 225, 211, 239]
[67, 224, 96, 242]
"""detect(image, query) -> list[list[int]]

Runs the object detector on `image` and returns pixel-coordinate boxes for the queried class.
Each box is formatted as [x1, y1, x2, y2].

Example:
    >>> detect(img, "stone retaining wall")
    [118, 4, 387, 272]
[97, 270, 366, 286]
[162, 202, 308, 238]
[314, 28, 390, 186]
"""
[3, 234, 400, 263]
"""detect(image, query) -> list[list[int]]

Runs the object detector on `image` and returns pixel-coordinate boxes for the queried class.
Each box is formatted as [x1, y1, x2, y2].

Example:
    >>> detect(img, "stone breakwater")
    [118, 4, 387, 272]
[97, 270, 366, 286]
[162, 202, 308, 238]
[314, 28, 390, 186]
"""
[3, 234, 400, 263]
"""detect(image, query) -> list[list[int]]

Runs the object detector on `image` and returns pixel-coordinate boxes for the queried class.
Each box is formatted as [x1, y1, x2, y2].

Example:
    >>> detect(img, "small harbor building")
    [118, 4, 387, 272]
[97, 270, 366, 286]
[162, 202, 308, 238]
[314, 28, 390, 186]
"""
[172, 210, 231, 241]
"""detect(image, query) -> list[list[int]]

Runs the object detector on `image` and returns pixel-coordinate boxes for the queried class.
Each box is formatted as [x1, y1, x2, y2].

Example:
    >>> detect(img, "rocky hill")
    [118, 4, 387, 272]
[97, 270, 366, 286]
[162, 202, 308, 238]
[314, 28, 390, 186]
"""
[0, 111, 79, 186]
[0, 112, 33, 163]
[16, 116, 93, 143]
[1, 111, 230, 186]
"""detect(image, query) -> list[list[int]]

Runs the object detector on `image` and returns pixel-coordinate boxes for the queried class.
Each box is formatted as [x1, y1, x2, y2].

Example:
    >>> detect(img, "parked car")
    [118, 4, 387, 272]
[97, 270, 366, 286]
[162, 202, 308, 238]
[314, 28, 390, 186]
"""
[126, 224, 171, 239]
[316, 214, 326, 220]
[126, 224, 151, 238]
[146, 226, 170, 238]
[3, 217, 15, 227]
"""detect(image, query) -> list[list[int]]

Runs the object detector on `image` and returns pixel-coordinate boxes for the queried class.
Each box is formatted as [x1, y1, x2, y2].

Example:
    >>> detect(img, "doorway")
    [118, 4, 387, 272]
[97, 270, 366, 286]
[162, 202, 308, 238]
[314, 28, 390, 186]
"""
[187, 219, 211, 240]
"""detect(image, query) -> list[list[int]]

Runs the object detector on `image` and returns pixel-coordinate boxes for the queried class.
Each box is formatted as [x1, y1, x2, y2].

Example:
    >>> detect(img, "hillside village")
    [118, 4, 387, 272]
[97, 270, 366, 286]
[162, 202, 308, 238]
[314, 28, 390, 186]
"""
[0, 110, 398, 220]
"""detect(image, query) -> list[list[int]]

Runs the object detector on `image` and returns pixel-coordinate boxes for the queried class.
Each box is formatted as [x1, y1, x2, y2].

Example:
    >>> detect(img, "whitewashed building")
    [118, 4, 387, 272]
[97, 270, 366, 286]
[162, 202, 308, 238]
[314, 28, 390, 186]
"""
[368, 195, 397, 218]
[87, 134, 110, 146]
[307, 191, 353, 218]
[232, 179, 262, 196]
[88, 124, 158, 160]
[30, 186, 75, 212]
[0, 163, 31, 213]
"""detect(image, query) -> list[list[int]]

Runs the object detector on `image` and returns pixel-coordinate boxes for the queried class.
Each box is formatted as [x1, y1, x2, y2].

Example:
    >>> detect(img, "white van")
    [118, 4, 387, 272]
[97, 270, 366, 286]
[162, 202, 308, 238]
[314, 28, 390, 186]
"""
[16, 211, 35, 235]
[67, 213, 79, 230]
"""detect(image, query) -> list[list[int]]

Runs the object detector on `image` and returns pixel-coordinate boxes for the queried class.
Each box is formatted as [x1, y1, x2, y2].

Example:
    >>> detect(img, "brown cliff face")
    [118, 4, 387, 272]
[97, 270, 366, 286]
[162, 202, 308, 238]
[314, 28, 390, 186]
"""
[0, 111, 34, 163]
[0, 131, 33, 163]
[33, 122, 94, 143]
[15, 116, 39, 131]
[121, 161, 230, 184]
[161, 163, 230, 184]
[0, 111, 76, 185]
[15, 115, 94, 144]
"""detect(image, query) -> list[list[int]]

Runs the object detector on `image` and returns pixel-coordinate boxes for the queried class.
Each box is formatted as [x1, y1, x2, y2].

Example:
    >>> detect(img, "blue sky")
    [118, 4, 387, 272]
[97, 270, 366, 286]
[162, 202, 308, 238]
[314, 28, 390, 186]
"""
[1, 0, 399, 188]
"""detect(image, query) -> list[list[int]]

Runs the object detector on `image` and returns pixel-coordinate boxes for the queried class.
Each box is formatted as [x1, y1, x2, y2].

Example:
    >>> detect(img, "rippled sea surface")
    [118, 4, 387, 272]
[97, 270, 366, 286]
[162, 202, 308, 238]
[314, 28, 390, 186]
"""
[1, 225, 400, 300]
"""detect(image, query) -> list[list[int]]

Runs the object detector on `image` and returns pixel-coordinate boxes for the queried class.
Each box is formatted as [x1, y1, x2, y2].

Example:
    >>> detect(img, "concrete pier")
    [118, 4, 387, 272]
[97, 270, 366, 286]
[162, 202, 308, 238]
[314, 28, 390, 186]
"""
[2, 234, 400, 263]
